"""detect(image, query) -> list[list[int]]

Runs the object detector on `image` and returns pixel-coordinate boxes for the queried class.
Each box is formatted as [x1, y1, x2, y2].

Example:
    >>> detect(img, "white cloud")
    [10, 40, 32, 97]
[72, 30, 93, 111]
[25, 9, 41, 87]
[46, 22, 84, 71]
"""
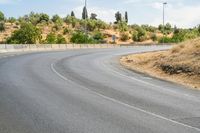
[150, 4, 200, 28]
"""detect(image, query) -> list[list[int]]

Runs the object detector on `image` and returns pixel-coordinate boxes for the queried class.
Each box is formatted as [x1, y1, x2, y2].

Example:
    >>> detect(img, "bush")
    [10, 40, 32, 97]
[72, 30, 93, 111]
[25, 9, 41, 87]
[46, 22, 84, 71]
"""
[0, 22, 5, 32]
[45, 33, 66, 44]
[45, 33, 57, 44]
[93, 31, 104, 41]
[56, 34, 66, 44]
[70, 31, 96, 44]
[52, 24, 61, 31]
[63, 27, 70, 35]
[159, 36, 173, 43]
[6, 23, 42, 44]
[52, 15, 63, 24]
[151, 33, 157, 42]
[64, 16, 78, 28]
[141, 25, 157, 32]
[118, 21, 128, 32]
[120, 32, 129, 41]
[86, 19, 96, 31]
[132, 28, 147, 42]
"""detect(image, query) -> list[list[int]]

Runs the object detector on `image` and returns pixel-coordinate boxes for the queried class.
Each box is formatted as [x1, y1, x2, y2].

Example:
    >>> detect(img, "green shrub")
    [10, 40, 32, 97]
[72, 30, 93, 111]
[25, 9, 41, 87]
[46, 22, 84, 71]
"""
[159, 36, 173, 43]
[6, 23, 42, 44]
[70, 31, 96, 44]
[45, 32, 57, 44]
[120, 32, 129, 41]
[118, 21, 128, 32]
[64, 16, 79, 28]
[132, 28, 147, 42]
[63, 28, 70, 35]
[93, 31, 104, 41]
[151, 33, 157, 42]
[56, 34, 66, 44]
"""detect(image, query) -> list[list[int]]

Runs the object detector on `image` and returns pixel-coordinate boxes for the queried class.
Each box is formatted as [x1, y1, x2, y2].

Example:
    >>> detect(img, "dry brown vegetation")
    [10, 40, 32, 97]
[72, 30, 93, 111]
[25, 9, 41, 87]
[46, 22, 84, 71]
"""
[121, 38, 200, 89]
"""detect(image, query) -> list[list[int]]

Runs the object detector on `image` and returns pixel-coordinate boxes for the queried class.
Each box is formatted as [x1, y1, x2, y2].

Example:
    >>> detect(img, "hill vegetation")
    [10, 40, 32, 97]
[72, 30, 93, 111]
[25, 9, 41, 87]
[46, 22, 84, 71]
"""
[0, 8, 200, 44]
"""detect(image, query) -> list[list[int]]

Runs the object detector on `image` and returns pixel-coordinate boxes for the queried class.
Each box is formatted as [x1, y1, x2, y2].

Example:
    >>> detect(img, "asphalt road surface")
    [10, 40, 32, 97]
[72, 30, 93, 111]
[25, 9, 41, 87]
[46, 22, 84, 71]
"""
[1, 46, 200, 133]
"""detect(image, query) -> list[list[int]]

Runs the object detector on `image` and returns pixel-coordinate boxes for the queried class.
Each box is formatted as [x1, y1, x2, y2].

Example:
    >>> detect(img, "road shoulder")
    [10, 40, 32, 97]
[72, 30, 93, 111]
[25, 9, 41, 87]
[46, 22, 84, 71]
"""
[120, 50, 200, 90]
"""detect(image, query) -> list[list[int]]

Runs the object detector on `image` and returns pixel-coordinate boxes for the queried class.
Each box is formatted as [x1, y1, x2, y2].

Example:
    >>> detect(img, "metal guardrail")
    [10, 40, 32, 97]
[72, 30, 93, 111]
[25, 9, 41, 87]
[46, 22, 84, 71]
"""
[0, 44, 121, 53]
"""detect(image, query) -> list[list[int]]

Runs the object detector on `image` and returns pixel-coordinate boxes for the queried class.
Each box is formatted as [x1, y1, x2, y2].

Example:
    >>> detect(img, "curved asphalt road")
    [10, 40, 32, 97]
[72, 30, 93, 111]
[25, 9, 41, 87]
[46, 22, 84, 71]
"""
[1, 46, 200, 133]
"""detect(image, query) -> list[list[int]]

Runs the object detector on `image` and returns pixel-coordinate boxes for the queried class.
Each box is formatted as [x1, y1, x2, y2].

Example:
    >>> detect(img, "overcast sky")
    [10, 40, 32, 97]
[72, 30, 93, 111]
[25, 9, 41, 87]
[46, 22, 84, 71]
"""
[1, 0, 200, 28]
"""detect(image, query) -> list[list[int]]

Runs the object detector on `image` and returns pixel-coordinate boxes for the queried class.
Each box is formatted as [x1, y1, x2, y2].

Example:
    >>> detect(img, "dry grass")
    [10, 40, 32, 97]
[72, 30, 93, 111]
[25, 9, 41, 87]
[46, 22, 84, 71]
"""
[121, 38, 200, 89]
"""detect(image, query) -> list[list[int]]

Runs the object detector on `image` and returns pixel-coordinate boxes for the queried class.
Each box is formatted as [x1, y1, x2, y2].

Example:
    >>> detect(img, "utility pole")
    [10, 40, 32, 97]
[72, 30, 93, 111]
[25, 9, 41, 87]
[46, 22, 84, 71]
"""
[163, 2, 167, 45]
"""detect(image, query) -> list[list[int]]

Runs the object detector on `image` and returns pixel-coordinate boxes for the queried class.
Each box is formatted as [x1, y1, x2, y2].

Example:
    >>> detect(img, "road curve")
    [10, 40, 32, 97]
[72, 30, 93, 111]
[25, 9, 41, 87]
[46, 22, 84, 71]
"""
[1, 46, 200, 133]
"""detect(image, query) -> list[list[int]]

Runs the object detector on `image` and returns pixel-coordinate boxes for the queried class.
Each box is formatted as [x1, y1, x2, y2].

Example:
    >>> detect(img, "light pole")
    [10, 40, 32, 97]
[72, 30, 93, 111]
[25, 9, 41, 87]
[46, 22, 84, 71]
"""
[84, 0, 87, 44]
[162, 2, 167, 44]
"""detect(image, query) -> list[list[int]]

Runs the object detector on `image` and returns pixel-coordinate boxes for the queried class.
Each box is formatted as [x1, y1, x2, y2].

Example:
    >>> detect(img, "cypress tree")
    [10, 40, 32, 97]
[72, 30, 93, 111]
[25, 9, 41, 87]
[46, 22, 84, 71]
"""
[125, 11, 128, 23]
[82, 6, 88, 20]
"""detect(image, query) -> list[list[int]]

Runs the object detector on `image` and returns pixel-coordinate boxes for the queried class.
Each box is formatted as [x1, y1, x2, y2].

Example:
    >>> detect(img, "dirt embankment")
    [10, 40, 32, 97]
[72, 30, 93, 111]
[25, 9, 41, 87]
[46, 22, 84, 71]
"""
[120, 38, 200, 89]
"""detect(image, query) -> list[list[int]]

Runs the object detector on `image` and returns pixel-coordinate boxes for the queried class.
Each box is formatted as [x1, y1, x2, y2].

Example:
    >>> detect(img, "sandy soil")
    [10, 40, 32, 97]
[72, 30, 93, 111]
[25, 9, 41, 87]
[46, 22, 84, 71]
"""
[120, 38, 200, 90]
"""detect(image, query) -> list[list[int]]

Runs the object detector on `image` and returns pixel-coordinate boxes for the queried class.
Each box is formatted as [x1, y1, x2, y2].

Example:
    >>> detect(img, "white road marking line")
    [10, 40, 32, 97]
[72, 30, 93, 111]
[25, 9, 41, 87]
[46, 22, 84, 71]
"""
[50, 62, 200, 132]
[100, 61, 199, 101]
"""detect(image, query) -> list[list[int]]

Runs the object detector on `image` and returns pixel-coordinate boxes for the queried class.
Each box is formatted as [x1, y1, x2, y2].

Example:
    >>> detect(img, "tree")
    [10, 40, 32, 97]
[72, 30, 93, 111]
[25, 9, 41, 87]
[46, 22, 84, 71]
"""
[28, 12, 40, 25]
[0, 22, 5, 32]
[90, 13, 97, 20]
[82, 6, 88, 20]
[39, 13, 49, 23]
[52, 15, 62, 23]
[6, 23, 42, 44]
[71, 11, 75, 17]
[115, 11, 122, 23]
[158, 24, 163, 31]
[125, 11, 128, 23]
[174, 25, 179, 34]
[198, 25, 200, 34]
[165, 23, 172, 31]
[0, 11, 5, 21]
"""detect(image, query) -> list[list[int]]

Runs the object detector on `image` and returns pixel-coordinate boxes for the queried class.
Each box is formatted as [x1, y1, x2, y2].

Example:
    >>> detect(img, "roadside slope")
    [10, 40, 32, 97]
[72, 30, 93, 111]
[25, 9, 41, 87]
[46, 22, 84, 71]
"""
[121, 38, 200, 89]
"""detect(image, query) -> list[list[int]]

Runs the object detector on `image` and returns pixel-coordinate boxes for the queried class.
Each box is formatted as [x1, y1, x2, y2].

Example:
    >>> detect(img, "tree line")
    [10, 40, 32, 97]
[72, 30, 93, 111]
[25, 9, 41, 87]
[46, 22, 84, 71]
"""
[0, 7, 200, 44]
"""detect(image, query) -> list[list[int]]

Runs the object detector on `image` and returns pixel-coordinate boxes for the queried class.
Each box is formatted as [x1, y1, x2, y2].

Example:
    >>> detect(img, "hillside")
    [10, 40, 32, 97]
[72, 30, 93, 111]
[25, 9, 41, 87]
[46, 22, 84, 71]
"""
[0, 11, 199, 44]
[121, 38, 200, 89]
[0, 22, 160, 44]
